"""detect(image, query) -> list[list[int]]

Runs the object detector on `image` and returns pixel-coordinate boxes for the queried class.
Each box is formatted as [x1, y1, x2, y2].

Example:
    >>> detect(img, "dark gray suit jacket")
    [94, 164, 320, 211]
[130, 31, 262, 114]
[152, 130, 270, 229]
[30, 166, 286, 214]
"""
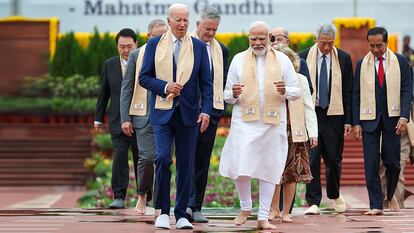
[120, 48, 151, 129]
[95, 56, 124, 135]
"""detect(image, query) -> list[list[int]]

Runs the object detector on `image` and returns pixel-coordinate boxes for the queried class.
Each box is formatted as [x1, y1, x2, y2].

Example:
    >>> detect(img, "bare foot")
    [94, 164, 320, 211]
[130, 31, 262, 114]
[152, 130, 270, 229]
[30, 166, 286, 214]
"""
[363, 209, 384, 215]
[134, 194, 147, 215]
[268, 208, 281, 220]
[281, 213, 292, 222]
[257, 220, 277, 230]
[389, 196, 400, 212]
[233, 210, 251, 225]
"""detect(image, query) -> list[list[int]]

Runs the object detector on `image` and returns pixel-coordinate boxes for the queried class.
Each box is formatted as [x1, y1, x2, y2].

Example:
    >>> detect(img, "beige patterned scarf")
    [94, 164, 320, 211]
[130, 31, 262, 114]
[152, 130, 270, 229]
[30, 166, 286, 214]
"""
[288, 73, 307, 142]
[189, 31, 224, 110]
[129, 44, 148, 116]
[360, 48, 400, 120]
[154, 30, 194, 109]
[241, 47, 282, 125]
[306, 44, 343, 115]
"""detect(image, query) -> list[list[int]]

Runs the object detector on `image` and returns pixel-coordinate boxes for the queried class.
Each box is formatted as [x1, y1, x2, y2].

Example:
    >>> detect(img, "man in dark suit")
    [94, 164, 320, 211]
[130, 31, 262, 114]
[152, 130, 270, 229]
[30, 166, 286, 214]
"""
[353, 27, 413, 215]
[185, 7, 229, 223]
[94, 28, 138, 209]
[120, 19, 168, 215]
[139, 3, 213, 230]
[299, 23, 353, 215]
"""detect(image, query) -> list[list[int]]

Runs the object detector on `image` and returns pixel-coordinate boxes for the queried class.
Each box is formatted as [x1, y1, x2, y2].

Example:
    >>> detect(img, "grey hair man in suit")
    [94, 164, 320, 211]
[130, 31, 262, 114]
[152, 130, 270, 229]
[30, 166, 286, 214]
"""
[94, 28, 138, 209]
[185, 6, 229, 223]
[120, 19, 168, 215]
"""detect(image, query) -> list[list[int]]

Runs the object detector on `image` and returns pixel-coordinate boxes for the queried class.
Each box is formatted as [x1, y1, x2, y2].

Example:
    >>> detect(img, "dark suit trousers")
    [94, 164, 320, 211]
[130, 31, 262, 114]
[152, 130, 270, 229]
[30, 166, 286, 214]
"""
[111, 132, 139, 200]
[188, 121, 219, 211]
[153, 107, 197, 220]
[306, 107, 344, 206]
[134, 123, 156, 204]
[363, 121, 401, 210]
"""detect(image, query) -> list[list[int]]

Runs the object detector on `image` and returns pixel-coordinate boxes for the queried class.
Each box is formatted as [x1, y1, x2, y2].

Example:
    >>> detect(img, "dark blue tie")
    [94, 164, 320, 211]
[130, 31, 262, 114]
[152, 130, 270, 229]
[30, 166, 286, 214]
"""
[319, 55, 329, 109]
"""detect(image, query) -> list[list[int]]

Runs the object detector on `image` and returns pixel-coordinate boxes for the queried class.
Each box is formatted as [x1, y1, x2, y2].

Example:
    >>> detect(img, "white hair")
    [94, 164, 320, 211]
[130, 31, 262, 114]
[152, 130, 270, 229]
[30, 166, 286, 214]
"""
[197, 6, 221, 22]
[168, 3, 188, 17]
[249, 21, 270, 34]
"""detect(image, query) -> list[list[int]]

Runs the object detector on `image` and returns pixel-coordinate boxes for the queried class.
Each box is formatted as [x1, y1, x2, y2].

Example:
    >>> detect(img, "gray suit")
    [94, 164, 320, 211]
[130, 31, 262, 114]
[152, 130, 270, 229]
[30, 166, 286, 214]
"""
[120, 48, 156, 203]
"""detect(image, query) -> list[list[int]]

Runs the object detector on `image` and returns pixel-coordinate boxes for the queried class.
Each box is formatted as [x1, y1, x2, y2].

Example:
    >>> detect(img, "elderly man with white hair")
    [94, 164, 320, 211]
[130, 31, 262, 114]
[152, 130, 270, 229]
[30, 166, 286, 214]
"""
[139, 3, 213, 230]
[219, 21, 300, 230]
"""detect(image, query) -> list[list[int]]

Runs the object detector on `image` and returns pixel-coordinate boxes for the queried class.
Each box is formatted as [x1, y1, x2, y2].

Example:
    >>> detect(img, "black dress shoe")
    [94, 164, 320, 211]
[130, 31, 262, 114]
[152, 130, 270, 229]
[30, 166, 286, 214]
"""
[109, 199, 124, 209]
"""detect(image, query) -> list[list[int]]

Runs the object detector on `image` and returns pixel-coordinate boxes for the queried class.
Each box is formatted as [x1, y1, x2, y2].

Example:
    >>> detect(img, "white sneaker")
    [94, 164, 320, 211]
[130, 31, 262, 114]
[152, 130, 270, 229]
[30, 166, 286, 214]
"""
[176, 217, 193, 229]
[304, 205, 320, 215]
[334, 194, 347, 213]
[155, 214, 170, 229]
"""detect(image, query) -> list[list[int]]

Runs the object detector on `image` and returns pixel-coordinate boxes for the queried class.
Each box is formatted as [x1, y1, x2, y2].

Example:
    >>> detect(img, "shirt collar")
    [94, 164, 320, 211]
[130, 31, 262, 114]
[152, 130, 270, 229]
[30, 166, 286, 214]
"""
[376, 54, 386, 61]
[317, 48, 331, 60]
[120, 56, 127, 66]
[171, 33, 182, 44]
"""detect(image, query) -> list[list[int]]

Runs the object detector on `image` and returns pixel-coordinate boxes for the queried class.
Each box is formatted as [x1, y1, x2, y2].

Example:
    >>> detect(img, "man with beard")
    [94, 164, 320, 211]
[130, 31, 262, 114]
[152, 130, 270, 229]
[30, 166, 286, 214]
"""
[219, 21, 300, 230]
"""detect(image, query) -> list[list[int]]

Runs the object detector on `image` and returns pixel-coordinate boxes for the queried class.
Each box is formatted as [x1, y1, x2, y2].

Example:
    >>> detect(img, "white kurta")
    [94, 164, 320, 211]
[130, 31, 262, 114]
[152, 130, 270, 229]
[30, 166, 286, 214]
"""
[219, 50, 301, 185]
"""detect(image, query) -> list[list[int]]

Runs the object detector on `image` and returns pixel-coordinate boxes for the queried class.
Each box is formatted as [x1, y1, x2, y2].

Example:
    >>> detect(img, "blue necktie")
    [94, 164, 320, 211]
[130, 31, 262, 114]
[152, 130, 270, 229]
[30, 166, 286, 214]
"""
[173, 39, 181, 65]
[319, 55, 329, 109]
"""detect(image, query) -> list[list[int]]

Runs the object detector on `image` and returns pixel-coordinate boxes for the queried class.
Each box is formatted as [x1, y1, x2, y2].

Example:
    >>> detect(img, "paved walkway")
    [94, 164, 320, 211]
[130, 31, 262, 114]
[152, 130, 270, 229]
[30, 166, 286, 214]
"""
[0, 186, 414, 232]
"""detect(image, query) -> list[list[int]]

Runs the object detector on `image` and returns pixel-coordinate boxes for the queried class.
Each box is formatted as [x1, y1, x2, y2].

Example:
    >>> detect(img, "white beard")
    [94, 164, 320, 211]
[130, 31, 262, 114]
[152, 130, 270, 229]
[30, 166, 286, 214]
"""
[251, 46, 267, 56]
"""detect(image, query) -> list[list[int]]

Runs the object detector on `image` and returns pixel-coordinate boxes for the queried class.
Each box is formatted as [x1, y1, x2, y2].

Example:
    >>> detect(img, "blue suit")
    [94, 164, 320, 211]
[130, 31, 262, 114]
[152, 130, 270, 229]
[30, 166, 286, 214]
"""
[139, 35, 213, 220]
[353, 53, 413, 210]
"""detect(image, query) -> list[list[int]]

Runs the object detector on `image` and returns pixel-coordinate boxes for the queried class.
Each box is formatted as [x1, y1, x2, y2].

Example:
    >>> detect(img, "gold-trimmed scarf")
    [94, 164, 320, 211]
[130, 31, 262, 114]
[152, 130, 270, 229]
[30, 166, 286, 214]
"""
[129, 44, 148, 116]
[360, 48, 401, 120]
[306, 44, 343, 115]
[289, 73, 308, 142]
[189, 31, 224, 110]
[154, 30, 194, 109]
[241, 47, 282, 125]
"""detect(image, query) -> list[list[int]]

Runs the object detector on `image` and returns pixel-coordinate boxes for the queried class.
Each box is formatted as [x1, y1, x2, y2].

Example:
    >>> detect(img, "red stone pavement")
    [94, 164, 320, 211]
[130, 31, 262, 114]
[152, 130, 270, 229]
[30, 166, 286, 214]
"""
[0, 186, 414, 232]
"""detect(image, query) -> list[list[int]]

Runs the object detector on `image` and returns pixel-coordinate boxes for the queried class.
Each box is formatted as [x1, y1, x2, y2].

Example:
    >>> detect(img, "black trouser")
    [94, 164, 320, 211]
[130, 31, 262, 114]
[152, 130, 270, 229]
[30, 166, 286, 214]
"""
[111, 132, 139, 200]
[188, 121, 219, 211]
[306, 107, 344, 206]
[363, 121, 401, 210]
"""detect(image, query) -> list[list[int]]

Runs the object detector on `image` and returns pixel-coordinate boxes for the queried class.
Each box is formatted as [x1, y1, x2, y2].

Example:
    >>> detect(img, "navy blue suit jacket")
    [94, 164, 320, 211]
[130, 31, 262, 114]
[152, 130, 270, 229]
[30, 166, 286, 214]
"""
[352, 53, 413, 132]
[139, 35, 213, 127]
[299, 58, 313, 95]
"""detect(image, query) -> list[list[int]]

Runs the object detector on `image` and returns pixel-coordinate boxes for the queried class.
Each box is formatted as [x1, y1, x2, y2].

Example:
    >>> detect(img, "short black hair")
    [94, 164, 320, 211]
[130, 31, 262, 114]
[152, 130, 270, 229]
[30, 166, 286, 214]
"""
[115, 28, 137, 44]
[367, 27, 388, 43]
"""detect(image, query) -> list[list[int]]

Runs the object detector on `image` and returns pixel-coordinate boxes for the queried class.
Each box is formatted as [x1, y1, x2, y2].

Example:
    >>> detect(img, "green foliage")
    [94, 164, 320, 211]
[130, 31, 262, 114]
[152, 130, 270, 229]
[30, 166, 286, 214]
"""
[226, 34, 249, 64]
[291, 37, 315, 53]
[0, 96, 51, 114]
[20, 74, 53, 97]
[50, 75, 100, 98]
[50, 32, 85, 77]
[93, 134, 113, 151]
[224, 105, 233, 117]
[51, 29, 117, 78]
[84, 29, 118, 76]
[136, 31, 148, 47]
[50, 97, 96, 114]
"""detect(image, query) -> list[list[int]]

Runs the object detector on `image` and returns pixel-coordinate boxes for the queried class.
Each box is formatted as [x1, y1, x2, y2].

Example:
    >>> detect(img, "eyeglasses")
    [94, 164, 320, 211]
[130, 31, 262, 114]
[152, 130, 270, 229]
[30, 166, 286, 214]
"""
[270, 34, 288, 43]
